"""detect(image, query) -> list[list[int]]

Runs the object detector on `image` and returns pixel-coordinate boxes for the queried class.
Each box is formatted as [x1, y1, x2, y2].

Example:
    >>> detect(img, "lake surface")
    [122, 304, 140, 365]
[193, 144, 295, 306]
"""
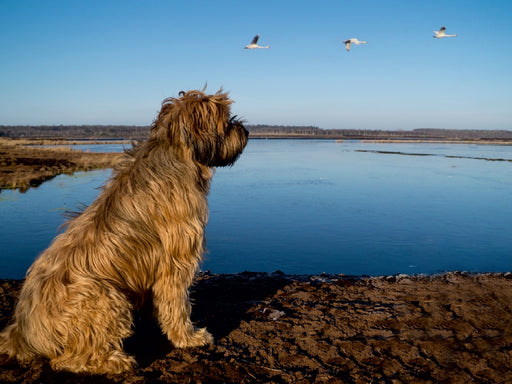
[1, 140, 511, 279]
[34, 143, 129, 153]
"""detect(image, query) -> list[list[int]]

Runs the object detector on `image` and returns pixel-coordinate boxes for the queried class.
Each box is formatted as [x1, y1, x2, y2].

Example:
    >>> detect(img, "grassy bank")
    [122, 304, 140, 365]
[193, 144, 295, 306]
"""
[0, 138, 123, 192]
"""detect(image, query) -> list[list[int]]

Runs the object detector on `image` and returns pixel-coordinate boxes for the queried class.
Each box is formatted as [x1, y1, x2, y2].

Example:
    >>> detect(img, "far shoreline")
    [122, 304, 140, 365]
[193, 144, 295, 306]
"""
[2, 125, 512, 143]
[248, 135, 512, 144]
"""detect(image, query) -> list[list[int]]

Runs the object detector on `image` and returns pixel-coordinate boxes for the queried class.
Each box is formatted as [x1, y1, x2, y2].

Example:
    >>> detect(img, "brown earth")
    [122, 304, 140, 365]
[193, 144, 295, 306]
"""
[1, 271, 512, 383]
[0, 138, 122, 192]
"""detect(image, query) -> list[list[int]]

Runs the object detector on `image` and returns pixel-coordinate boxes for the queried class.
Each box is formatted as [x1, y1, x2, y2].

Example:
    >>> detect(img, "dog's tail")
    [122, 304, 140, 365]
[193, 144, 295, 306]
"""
[0, 323, 34, 365]
[0, 324, 18, 364]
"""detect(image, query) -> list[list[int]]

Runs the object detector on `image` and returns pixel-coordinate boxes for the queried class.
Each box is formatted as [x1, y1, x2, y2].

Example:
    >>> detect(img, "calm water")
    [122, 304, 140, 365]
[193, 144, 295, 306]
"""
[33, 143, 129, 153]
[1, 140, 511, 279]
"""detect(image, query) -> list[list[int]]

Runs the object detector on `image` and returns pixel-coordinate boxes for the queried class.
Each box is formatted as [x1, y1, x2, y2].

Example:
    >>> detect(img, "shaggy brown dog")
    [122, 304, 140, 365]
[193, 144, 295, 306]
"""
[0, 89, 248, 374]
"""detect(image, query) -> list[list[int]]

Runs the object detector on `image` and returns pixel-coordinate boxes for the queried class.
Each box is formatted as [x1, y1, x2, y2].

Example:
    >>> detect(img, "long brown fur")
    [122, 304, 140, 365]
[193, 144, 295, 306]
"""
[0, 89, 248, 374]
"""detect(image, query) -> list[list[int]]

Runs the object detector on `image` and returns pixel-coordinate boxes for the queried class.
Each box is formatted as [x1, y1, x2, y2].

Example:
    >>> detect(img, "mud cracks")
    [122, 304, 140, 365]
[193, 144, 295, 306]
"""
[1, 272, 512, 383]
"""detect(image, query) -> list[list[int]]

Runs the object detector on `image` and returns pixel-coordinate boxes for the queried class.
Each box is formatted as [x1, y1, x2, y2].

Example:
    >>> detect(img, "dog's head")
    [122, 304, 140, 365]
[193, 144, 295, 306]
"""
[152, 89, 248, 167]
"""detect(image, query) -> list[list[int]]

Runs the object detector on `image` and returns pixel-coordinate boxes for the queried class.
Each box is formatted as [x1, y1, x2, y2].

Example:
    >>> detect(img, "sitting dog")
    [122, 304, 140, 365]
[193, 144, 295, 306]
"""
[0, 89, 248, 374]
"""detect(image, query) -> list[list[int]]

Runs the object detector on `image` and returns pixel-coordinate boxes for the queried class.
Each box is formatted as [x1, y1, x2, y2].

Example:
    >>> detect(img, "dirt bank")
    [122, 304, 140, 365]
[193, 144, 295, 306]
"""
[0, 138, 122, 192]
[1, 271, 511, 383]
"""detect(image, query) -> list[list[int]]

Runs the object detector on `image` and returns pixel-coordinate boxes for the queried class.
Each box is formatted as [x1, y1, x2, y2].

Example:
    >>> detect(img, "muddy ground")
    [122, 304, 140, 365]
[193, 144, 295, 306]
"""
[0, 139, 121, 192]
[1, 272, 511, 383]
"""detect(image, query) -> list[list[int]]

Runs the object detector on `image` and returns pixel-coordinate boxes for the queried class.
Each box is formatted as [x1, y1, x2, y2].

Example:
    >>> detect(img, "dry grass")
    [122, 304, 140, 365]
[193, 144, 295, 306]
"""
[0, 138, 123, 192]
[2, 138, 130, 146]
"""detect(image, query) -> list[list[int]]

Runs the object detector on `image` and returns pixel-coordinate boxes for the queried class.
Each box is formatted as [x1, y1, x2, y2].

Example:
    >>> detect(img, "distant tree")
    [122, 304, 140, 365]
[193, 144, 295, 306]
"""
[1, 125, 511, 141]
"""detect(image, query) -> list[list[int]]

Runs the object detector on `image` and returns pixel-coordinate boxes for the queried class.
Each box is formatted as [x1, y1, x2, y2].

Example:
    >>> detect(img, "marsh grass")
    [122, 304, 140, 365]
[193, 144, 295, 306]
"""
[6, 138, 130, 146]
[0, 138, 123, 192]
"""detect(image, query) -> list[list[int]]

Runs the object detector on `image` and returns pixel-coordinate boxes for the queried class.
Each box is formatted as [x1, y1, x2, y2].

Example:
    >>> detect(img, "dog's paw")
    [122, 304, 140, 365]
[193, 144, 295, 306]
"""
[50, 350, 136, 374]
[172, 327, 213, 348]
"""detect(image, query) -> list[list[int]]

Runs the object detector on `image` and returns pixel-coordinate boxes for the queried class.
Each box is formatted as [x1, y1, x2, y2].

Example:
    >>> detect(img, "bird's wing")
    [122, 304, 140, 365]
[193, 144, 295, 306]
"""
[250, 35, 260, 44]
[344, 40, 351, 50]
[440, 26, 446, 32]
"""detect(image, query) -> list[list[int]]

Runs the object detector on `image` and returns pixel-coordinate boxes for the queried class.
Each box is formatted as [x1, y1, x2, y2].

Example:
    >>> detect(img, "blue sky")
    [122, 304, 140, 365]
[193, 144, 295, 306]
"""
[1, 0, 511, 130]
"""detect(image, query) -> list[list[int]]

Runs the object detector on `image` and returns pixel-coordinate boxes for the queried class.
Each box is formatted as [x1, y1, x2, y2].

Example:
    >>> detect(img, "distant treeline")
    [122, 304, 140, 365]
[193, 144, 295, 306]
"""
[1, 125, 512, 141]
[248, 126, 512, 141]
[0, 125, 150, 139]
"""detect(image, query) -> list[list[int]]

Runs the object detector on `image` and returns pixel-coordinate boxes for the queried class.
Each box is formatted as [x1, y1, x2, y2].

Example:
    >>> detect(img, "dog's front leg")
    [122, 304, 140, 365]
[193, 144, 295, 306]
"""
[152, 273, 213, 348]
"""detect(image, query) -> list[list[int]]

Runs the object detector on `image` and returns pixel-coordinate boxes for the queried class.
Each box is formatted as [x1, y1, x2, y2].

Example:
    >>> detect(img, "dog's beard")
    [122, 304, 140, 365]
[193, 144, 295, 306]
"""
[195, 120, 249, 167]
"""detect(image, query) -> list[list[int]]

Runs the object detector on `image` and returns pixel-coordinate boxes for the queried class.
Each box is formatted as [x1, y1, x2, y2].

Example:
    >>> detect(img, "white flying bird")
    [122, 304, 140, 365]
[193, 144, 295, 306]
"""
[343, 38, 367, 51]
[433, 26, 457, 38]
[244, 34, 270, 49]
